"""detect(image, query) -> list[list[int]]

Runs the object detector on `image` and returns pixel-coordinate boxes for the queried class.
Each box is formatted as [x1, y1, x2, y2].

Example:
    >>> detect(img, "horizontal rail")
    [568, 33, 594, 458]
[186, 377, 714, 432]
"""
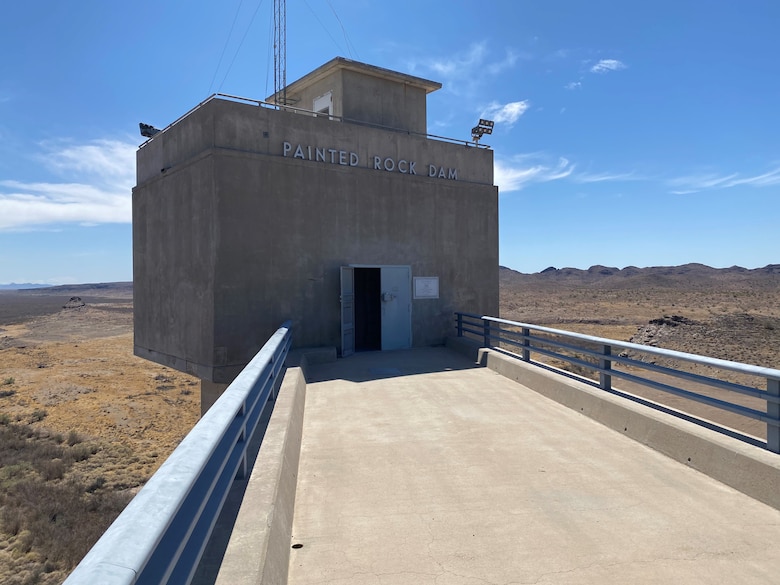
[64, 321, 293, 585]
[455, 312, 780, 453]
[140, 93, 489, 149]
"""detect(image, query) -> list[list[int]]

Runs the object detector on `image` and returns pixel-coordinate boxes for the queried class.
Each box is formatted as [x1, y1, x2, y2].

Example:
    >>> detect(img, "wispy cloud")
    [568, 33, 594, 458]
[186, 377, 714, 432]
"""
[495, 154, 574, 193]
[481, 100, 530, 126]
[425, 42, 488, 77]
[564, 81, 582, 90]
[487, 49, 530, 74]
[590, 59, 626, 74]
[573, 171, 642, 183]
[0, 138, 136, 231]
[409, 41, 523, 95]
[668, 167, 780, 194]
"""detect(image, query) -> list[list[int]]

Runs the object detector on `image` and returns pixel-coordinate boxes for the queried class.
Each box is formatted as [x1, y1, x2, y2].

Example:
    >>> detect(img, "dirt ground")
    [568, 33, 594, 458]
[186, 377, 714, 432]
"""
[0, 290, 199, 584]
[0, 294, 199, 467]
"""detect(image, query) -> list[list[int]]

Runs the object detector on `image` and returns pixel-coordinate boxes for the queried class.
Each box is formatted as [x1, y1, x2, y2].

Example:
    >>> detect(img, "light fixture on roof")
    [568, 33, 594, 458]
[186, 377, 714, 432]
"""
[139, 123, 161, 138]
[471, 119, 494, 144]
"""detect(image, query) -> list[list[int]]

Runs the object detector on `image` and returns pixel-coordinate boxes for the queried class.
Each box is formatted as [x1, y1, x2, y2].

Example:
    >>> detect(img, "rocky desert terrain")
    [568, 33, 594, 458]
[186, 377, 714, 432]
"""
[0, 264, 779, 583]
[500, 263, 780, 371]
[0, 285, 199, 585]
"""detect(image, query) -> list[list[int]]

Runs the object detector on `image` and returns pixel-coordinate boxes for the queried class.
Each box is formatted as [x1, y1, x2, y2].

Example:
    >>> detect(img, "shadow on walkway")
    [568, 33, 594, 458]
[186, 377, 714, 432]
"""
[303, 346, 481, 384]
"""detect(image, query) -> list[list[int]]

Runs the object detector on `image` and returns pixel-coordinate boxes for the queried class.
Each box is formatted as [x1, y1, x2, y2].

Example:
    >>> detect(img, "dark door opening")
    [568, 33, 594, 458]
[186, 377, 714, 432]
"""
[354, 267, 381, 351]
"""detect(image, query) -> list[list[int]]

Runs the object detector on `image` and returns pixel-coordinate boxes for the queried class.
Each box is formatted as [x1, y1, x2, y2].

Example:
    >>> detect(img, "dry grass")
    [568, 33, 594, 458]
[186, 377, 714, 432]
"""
[0, 298, 199, 583]
[0, 420, 132, 584]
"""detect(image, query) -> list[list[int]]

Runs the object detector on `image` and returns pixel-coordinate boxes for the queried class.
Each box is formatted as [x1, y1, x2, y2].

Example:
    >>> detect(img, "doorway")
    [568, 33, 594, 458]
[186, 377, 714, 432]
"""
[340, 265, 412, 356]
[354, 267, 381, 351]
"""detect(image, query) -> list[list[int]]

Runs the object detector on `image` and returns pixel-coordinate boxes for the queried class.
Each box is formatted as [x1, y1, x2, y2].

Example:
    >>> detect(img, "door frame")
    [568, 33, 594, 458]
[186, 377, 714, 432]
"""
[340, 264, 412, 355]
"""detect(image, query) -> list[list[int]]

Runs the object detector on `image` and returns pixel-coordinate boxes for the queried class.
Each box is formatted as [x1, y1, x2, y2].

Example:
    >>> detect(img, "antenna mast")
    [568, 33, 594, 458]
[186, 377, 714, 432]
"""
[273, 0, 287, 106]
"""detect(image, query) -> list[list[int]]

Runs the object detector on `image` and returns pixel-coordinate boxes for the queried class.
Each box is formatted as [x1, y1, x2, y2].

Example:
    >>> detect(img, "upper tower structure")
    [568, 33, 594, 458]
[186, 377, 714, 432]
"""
[268, 57, 441, 133]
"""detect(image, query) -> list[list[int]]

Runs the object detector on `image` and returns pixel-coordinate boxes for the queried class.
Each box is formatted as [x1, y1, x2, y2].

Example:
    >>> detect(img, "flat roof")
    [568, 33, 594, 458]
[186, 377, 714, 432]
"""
[267, 56, 442, 103]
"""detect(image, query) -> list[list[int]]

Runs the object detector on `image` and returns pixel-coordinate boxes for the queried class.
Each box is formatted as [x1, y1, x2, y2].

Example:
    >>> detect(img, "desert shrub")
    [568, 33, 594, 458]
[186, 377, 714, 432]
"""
[1, 478, 132, 569]
[28, 409, 47, 423]
[2, 377, 14, 386]
[0, 388, 16, 398]
[85, 476, 106, 493]
[40, 459, 66, 481]
[13, 530, 34, 554]
[0, 420, 134, 575]
[0, 413, 10, 425]
[66, 430, 82, 446]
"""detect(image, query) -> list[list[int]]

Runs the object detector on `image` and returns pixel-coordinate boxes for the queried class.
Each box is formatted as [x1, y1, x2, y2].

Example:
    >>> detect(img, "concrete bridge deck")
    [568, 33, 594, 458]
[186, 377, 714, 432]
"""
[283, 347, 780, 584]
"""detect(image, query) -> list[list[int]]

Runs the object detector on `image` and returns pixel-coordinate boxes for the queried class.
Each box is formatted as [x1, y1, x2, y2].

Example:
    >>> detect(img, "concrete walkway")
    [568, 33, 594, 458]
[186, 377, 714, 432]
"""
[287, 348, 780, 584]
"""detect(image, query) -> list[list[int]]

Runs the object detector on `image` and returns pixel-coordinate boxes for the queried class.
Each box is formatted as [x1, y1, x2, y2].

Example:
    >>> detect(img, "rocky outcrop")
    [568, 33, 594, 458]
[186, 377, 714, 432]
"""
[63, 297, 86, 309]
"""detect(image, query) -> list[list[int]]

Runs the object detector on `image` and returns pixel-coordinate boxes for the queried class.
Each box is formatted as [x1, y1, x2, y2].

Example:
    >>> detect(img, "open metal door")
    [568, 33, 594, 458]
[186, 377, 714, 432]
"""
[340, 266, 355, 357]
[380, 266, 412, 351]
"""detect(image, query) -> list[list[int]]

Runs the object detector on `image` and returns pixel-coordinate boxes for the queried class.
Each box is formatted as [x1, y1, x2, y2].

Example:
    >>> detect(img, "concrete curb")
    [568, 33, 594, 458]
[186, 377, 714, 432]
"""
[447, 337, 780, 511]
[215, 362, 308, 585]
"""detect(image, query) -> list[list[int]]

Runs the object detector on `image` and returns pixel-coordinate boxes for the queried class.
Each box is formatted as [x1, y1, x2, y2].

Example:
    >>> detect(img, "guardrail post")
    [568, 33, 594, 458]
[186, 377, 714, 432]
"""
[768, 379, 780, 453]
[521, 327, 530, 361]
[483, 319, 491, 348]
[237, 400, 248, 479]
[599, 344, 612, 391]
[270, 357, 278, 401]
[457, 313, 463, 337]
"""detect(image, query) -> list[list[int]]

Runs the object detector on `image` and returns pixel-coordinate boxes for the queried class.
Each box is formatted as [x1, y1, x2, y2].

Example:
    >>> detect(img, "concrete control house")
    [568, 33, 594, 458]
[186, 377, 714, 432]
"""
[133, 57, 498, 406]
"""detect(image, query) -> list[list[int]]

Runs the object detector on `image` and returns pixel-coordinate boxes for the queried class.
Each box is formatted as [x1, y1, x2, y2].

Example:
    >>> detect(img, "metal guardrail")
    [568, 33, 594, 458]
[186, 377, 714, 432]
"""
[455, 312, 780, 453]
[64, 321, 293, 585]
[139, 93, 489, 149]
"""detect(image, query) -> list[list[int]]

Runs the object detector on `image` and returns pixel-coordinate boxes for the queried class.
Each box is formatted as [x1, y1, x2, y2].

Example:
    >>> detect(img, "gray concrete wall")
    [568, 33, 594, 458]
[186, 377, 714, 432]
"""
[134, 98, 498, 383]
[340, 69, 427, 133]
[284, 69, 344, 117]
[133, 154, 217, 379]
[274, 57, 436, 133]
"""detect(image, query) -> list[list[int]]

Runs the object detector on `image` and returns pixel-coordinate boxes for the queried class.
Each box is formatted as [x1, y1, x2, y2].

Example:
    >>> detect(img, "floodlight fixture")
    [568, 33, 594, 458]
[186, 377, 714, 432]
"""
[471, 118, 494, 144]
[139, 123, 161, 138]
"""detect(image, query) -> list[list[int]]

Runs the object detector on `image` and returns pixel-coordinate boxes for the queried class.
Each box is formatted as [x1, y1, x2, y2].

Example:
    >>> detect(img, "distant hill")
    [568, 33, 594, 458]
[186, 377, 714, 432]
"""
[500, 263, 780, 292]
[0, 283, 53, 290]
[29, 282, 134, 295]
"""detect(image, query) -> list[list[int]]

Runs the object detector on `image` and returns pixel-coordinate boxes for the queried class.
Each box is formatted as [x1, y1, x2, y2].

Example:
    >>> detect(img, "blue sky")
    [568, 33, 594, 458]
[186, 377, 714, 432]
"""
[1, 1, 778, 284]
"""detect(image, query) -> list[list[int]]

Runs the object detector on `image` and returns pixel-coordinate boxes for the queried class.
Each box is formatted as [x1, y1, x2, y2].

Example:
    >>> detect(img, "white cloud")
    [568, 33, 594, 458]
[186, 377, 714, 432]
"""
[426, 42, 488, 78]
[495, 154, 574, 193]
[590, 59, 626, 74]
[573, 171, 641, 183]
[725, 167, 780, 187]
[410, 41, 523, 96]
[487, 49, 529, 74]
[667, 167, 780, 193]
[564, 81, 582, 90]
[481, 100, 530, 126]
[0, 138, 136, 231]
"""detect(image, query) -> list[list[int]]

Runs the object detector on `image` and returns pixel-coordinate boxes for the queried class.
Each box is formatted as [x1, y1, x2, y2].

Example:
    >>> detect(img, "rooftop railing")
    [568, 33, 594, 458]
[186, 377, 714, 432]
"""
[139, 93, 489, 150]
[455, 312, 780, 453]
[63, 321, 292, 585]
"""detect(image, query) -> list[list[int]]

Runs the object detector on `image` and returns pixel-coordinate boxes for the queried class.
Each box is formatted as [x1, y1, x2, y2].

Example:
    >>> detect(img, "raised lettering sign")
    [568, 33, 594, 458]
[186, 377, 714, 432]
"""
[282, 141, 457, 180]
